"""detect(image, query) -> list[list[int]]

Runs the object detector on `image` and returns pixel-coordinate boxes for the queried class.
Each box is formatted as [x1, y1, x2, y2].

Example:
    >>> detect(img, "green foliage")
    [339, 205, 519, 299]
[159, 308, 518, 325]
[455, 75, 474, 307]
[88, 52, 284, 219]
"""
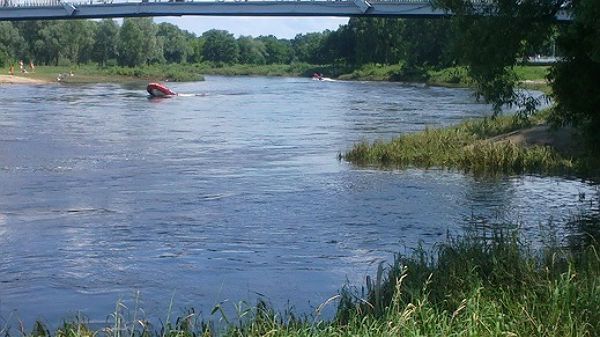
[201, 29, 239, 64]
[291, 32, 327, 64]
[347, 18, 406, 66]
[117, 18, 162, 67]
[427, 66, 471, 85]
[548, 0, 600, 137]
[338, 228, 600, 337]
[403, 18, 453, 68]
[337, 63, 405, 81]
[319, 24, 355, 65]
[35, 22, 66, 65]
[92, 19, 119, 67]
[256, 35, 292, 64]
[194, 62, 325, 78]
[105, 64, 204, 82]
[344, 114, 582, 175]
[0, 22, 26, 67]
[157, 22, 193, 64]
[514, 65, 550, 81]
[434, 0, 565, 114]
[237, 36, 267, 65]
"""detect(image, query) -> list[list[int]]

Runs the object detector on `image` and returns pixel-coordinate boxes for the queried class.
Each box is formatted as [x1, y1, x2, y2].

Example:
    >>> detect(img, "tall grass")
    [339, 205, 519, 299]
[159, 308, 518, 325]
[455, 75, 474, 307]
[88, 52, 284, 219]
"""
[344, 114, 580, 175]
[337, 228, 600, 337]
[7, 225, 600, 337]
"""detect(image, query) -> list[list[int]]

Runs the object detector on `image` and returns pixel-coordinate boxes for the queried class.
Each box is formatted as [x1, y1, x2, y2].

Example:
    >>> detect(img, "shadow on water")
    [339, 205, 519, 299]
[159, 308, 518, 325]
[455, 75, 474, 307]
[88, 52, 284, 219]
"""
[564, 213, 600, 250]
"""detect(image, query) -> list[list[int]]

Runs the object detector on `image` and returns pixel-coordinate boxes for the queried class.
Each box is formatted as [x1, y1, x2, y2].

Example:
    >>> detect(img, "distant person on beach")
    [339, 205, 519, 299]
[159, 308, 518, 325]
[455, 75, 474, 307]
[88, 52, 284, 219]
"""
[9, 64, 14, 76]
[19, 60, 24, 73]
[29, 61, 35, 72]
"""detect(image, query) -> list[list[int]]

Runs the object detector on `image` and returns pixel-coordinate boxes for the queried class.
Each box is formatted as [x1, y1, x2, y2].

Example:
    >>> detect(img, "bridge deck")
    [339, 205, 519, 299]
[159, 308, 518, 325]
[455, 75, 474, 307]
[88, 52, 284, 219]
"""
[0, 0, 572, 21]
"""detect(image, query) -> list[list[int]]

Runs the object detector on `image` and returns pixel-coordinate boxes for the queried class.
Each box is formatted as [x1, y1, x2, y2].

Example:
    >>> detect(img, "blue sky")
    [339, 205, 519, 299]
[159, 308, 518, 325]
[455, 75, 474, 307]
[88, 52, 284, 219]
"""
[155, 16, 349, 38]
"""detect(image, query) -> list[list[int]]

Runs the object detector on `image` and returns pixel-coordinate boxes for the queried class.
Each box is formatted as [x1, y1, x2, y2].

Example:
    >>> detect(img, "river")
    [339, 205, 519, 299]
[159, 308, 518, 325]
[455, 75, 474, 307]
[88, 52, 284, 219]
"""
[0, 76, 597, 326]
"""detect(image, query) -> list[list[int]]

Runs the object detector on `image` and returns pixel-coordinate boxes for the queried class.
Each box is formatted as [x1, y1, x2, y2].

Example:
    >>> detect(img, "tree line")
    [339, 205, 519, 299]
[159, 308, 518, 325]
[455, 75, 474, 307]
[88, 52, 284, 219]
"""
[0, 17, 456, 69]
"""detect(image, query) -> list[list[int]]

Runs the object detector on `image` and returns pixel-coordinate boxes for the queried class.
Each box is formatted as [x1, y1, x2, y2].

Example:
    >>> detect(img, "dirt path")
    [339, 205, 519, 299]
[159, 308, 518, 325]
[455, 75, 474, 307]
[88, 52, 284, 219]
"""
[489, 124, 579, 154]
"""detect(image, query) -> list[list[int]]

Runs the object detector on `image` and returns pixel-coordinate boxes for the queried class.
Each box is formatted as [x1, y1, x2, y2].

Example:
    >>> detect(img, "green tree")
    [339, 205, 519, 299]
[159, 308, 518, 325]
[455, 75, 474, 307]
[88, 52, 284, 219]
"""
[61, 20, 96, 64]
[13, 20, 46, 63]
[292, 32, 327, 64]
[257, 35, 291, 64]
[201, 29, 238, 64]
[0, 22, 26, 67]
[403, 18, 453, 68]
[34, 21, 64, 65]
[548, 0, 600, 134]
[435, 0, 566, 114]
[93, 19, 119, 66]
[157, 22, 192, 64]
[347, 18, 405, 65]
[320, 24, 355, 65]
[237, 36, 266, 65]
[187, 37, 205, 64]
[117, 18, 162, 67]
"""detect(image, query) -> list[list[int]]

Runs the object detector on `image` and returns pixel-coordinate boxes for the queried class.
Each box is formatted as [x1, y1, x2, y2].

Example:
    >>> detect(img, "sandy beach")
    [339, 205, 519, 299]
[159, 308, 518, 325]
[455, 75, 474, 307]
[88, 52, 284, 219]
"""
[0, 74, 49, 84]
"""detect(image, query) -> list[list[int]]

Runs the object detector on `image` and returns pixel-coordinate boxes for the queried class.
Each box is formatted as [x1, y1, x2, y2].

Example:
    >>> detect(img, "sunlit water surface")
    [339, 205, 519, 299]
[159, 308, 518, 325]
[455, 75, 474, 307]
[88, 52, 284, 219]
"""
[0, 76, 597, 326]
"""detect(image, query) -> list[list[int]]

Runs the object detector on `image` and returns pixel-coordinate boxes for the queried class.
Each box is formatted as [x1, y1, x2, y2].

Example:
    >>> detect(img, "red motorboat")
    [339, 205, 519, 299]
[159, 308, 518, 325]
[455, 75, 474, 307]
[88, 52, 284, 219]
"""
[147, 82, 177, 97]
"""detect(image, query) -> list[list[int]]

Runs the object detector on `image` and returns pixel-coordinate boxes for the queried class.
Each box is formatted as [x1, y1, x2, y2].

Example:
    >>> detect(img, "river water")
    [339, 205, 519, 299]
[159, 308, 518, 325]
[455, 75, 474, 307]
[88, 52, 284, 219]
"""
[0, 76, 597, 326]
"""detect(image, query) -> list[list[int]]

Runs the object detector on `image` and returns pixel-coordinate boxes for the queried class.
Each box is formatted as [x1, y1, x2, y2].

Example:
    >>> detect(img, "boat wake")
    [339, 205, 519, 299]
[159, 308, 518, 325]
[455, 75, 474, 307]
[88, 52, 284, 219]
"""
[312, 77, 336, 82]
[177, 93, 207, 97]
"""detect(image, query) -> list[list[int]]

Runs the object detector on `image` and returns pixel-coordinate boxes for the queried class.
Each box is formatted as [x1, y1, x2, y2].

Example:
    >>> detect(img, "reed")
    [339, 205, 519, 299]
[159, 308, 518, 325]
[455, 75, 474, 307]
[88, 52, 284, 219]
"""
[336, 228, 600, 337]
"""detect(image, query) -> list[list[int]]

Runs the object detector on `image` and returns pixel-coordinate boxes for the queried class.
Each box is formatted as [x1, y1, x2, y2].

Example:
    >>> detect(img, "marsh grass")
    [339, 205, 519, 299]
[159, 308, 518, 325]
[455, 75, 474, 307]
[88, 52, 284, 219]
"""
[8, 225, 600, 337]
[344, 114, 582, 175]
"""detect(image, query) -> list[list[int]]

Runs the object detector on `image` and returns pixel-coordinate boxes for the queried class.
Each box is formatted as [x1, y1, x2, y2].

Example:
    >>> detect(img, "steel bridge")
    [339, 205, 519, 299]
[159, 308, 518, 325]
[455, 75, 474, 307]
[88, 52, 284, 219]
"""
[0, 0, 572, 22]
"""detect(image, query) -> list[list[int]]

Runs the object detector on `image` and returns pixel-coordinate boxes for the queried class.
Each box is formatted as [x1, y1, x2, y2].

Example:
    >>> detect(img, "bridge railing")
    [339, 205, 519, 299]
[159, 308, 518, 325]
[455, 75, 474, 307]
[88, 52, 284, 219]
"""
[1, 0, 431, 8]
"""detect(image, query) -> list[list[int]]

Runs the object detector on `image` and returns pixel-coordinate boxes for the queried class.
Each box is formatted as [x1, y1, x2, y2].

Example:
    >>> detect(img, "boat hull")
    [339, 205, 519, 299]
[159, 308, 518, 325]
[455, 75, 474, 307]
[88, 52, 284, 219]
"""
[147, 83, 176, 97]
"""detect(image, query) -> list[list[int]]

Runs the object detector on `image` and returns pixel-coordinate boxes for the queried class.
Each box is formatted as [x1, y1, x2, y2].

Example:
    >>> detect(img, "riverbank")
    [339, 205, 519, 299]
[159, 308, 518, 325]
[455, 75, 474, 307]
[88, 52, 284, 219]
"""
[0, 74, 49, 84]
[3, 64, 206, 84]
[6, 226, 599, 337]
[344, 112, 598, 176]
[2, 63, 549, 90]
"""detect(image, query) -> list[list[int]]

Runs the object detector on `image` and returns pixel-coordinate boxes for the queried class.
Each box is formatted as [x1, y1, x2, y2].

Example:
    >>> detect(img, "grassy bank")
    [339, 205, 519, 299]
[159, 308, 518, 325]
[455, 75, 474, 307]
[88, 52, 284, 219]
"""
[19, 63, 326, 83]
[6, 227, 600, 337]
[344, 112, 600, 176]
[335, 64, 549, 88]
[192, 62, 340, 78]
[22, 64, 205, 83]
[17, 63, 549, 87]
